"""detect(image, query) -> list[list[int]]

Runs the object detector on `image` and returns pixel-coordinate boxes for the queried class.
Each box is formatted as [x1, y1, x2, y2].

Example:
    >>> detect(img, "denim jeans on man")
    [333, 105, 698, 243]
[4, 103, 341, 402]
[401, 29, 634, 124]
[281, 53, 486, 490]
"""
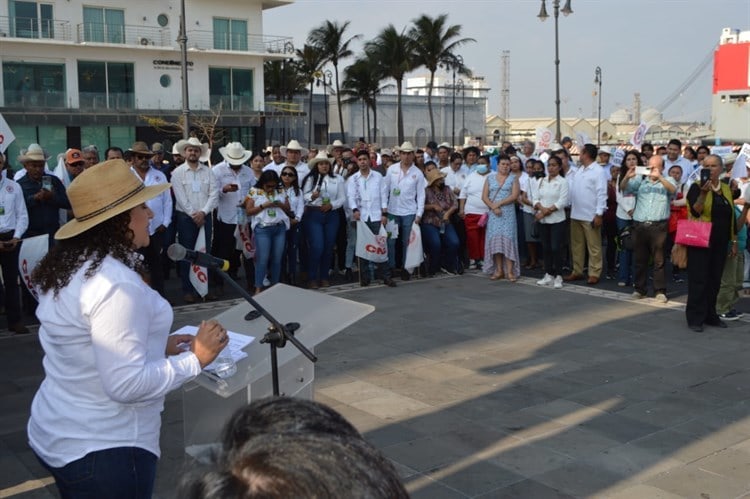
[37, 446, 157, 499]
[387, 214, 416, 270]
[421, 222, 459, 274]
[175, 211, 212, 295]
[254, 222, 286, 289]
[616, 217, 634, 285]
[304, 208, 340, 282]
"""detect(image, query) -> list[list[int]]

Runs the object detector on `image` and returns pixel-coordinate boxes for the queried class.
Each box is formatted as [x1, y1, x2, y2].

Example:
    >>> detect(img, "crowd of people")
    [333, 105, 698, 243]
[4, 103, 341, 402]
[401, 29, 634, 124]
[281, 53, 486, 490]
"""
[0, 136, 746, 333]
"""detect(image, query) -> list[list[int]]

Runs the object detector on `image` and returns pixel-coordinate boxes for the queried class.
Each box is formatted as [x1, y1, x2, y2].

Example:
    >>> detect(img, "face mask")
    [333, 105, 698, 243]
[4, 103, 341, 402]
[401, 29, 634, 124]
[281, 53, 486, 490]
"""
[436, 183, 445, 189]
[476, 165, 488, 174]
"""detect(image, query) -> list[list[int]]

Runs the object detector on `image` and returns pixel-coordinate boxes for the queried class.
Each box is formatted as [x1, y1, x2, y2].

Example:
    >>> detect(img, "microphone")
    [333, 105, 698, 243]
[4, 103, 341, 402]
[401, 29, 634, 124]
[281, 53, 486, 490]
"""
[167, 243, 230, 271]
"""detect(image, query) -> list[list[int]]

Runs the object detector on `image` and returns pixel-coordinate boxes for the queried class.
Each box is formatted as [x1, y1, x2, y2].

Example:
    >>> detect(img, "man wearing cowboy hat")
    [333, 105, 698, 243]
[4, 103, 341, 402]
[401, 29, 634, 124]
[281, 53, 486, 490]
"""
[129, 141, 172, 297]
[14, 144, 52, 181]
[171, 137, 219, 303]
[385, 141, 426, 280]
[265, 140, 310, 181]
[18, 147, 71, 244]
[0, 151, 29, 334]
[211, 142, 254, 287]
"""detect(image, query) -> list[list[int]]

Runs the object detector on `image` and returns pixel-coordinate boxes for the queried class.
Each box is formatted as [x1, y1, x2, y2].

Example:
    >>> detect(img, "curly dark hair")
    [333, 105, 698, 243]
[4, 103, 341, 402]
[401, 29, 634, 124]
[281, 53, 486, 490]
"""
[32, 211, 144, 296]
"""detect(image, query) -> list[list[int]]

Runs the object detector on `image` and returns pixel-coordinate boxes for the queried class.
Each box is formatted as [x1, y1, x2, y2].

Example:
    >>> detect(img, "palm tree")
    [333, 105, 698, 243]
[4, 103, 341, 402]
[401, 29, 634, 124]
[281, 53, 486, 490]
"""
[366, 25, 414, 145]
[295, 44, 326, 147]
[308, 20, 361, 143]
[342, 55, 392, 143]
[409, 14, 475, 141]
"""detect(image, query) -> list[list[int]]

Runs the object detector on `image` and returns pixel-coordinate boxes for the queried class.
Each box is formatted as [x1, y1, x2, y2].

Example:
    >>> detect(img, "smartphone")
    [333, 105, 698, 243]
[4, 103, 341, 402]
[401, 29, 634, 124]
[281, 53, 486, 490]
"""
[700, 168, 710, 184]
[635, 166, 650, 177]
[41, 175, 52, 191]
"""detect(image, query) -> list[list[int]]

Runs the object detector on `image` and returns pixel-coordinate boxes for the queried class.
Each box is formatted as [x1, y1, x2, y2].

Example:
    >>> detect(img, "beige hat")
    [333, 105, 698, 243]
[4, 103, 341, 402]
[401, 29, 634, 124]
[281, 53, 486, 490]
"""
[437, 142, 452, 151]
[151, 142, 164, 153]
[280, 139, 308, 157]
[128, 141, 155, 156]
[308, 151, 333, 168]
[398, 141, 415, 153]
[425, 168, 447, 187]
[18, 143, 49, 164]
[172, 139, 189, 156]
[326, 139, 348, 155]
[55, 159, 170, 240]
[381, 148, 393, 157]
[219, 142, 252, 166]
[176, 137, 209, 157]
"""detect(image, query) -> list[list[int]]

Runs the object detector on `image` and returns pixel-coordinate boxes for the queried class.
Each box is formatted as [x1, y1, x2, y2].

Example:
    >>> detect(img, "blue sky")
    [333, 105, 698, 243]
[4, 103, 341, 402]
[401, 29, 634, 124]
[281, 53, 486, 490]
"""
[264, 0, 750, 123]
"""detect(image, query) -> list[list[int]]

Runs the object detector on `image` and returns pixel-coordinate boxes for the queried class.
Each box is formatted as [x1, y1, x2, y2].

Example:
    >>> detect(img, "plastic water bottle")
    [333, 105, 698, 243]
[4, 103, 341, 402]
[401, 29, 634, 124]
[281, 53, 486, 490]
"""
[236, 205, 246, 225]
[213, 356, 237, 379]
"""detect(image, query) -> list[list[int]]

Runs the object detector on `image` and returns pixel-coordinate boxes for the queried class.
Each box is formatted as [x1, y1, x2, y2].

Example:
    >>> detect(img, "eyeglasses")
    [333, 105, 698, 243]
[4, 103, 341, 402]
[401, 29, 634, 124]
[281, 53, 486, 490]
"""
[134, 154, 150, 160]
[281, 171, 296, 177]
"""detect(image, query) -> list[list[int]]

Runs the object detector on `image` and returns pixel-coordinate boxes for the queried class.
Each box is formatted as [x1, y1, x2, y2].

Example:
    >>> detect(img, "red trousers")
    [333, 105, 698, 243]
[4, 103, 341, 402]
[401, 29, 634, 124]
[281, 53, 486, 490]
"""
[464, 213, 486, 260]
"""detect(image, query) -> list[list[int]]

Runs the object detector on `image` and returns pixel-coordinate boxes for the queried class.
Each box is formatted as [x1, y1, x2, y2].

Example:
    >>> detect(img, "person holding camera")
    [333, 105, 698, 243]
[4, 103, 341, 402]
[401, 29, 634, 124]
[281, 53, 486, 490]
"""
[621, 155, 677, 303]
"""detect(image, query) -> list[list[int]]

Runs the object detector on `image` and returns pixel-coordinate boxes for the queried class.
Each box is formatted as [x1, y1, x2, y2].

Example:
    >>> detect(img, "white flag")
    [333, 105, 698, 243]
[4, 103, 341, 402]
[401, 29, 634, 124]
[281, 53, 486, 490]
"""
[535, 127, 553, 152]
[575, 132, 591, 149]
[18, 235, 49, 301]
[403, 223, 424, 271]
[0, 113, 16, 154]
[189, 226, 208, 297]
[630, 122, 650, 148]
[355, 221, 388, 263]
[234, 223, 255, 259]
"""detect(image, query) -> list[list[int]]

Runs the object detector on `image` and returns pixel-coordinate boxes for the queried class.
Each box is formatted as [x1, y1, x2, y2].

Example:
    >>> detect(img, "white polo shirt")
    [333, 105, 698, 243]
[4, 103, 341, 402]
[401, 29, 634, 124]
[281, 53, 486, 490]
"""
[385, 163, 426, 217]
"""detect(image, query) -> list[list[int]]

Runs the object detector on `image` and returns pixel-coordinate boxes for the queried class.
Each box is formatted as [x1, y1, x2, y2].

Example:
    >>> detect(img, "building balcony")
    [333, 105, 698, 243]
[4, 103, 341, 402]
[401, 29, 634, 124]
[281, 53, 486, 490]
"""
[186, 30, 293, 56]
[76, 23, 170, 47]
[79, 92, 135, 110]
[4, 89, 66, 108]
[0, 16, 72, 41]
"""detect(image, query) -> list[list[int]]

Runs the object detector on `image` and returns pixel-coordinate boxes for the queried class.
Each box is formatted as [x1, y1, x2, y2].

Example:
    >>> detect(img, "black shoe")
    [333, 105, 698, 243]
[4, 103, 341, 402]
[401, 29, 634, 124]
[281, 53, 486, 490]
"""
[361, 276, 370, 287]
[400, 269, 411, 281]
[688, 324, 704, 333]
[383, 278, 397, 287]
[345, 268, 353, 282]
[456, 261, 464, 275]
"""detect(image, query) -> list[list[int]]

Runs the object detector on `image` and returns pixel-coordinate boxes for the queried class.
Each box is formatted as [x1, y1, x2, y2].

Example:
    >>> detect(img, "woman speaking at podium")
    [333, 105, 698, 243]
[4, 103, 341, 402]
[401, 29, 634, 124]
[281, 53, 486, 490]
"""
[27, 160, 227, 498]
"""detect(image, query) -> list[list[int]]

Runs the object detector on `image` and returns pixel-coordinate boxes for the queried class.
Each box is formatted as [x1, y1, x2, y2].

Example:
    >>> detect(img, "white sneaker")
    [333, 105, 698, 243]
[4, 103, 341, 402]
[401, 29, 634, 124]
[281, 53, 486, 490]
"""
[537, 273, 554, 286]
[655, 293, 668, 303]
[631, 291, 644, 300]
[553, 275, 563, 289]
[263, 277, 271, 287]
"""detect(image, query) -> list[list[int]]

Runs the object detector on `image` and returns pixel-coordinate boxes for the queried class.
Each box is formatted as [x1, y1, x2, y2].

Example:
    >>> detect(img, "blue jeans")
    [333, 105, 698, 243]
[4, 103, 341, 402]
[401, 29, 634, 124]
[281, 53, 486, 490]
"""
[254, 223, 286, 288]
[304, 208, 340, 282]
[421, 222, 459, 274]
[616, 217, 633, 284]
[37, 447, 157, 499]
[345, 220, 357, 269]
[175, 211, 212, 295]
[387, 214, 416, 269]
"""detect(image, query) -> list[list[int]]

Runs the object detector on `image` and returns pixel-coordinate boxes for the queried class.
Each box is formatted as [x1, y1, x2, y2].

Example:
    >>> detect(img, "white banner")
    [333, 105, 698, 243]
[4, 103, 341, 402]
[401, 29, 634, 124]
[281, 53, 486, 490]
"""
[18, 235, 49, 301]
[730, 143, 750, 179]
[234, 223, 255, 260]
[612, 149, 626, 167]
[0, 114, 16, 154]
[575, 132, 591, 149]
[355, 221, 388, 263]
[189, 226, 208, 297]
[404, 223, 424, 271]
[535, 128, 553, 152]
[630, 122, 650, 148]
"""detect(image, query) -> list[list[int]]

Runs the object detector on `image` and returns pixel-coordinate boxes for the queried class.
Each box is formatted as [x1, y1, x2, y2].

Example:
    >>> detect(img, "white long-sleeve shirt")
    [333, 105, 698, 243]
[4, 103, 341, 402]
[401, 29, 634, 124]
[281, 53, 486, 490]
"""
[171, 162, 219, 216]
[212, 162, 255, 224]
[567, 162, 607, 221]
[28, 256, 201, 468]
[458, 172, 490, 215]
[385, 163, 426, 217]
[131, 166, 172, 235]
[0, 175, 28, 238]
[441, 164, 470, 192]
[532, 175, 569, 224]
[347, 170, 388, 223]
[302, 174, 346, 210]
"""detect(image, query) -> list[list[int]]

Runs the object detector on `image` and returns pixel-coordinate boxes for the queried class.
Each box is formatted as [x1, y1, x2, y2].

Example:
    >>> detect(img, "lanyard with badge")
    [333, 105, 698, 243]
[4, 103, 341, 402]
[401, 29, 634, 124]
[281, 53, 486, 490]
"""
[267, 192, 276, 218]
[393, 169, 409, 196]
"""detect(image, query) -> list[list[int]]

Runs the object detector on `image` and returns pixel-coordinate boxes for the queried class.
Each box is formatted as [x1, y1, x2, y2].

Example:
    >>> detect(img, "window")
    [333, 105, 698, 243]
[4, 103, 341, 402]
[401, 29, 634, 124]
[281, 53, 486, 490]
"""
[82, 7, 125, 44]
[2, 61, 65, 107]
[157, 14, 169, 27]
[213, 18, 247, 51]
[209, 67, 253, 111]
[8, 1, 54, 39]
[78, 61, 134, 109]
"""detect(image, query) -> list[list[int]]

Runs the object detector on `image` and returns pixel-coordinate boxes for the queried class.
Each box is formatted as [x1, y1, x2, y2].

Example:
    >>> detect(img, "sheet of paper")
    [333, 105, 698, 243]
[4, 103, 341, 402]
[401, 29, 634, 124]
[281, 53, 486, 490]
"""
[170, 325, 255, 372]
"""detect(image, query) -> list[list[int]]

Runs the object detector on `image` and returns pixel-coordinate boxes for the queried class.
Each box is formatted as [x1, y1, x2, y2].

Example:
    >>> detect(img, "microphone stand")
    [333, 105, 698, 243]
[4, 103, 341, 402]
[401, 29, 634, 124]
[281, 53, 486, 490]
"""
[213, 269, 318, 396]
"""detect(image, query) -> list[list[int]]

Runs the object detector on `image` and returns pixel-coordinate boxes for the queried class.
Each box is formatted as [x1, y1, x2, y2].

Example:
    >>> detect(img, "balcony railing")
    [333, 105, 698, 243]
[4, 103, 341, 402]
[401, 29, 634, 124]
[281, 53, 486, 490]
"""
[79, 92, 135, 110]
[187, 30, 293, 54]
[0, 16, 72, 41]
[76, 23, 170, 47]
[4, 90, 66, 108]
[210, 95, 254, 112]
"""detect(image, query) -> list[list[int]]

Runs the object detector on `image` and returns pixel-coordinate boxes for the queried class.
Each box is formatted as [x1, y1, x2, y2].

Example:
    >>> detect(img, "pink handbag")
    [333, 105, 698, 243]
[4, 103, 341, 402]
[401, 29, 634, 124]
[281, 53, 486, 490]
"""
[675, 219, 712, 248]
[477, 213, 489, 227]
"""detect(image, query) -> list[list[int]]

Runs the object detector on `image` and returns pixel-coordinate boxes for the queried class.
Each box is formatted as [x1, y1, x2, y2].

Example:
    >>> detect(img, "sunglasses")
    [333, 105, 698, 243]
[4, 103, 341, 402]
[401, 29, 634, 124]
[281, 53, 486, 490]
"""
[281, 171, 296, 177]
[134, 154, 150, 160]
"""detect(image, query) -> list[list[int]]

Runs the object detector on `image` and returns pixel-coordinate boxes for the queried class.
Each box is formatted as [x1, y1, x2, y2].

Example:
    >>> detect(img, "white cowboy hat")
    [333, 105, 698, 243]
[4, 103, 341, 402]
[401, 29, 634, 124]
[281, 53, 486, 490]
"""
[280, 139, 308, 157]
[219, 142, 252, 166]
[172, 139, 189, 156]
[18, 143, 50, 164]
[398, 141, 416, 153]
[326, 139, 348, 155]
[176, 137, 209, 157]
[308, 151, 333, 169]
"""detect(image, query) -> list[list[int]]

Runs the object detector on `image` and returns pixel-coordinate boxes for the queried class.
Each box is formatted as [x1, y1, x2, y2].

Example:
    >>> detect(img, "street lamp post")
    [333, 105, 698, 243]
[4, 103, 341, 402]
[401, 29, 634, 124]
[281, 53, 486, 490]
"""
[178, 0, 189, 139]
[594, 66, 602, 148]
[457, 79, 465, 138]
[281, 41, 295, 144]
[316, 70, 332, 145]
[538, 0, 573, 143]
[450, 54, 463, 147]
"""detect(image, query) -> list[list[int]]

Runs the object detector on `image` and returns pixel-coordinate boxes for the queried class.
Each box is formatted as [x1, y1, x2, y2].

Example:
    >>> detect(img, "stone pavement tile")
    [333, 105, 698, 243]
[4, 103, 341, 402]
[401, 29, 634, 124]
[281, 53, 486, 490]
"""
[689, 447, 750, 482]
[547, 347, 626, 368]
[323, 403, 388, 433]
[363, 423, 422, 449]
[534, 461, 627, 497]
[601, 483, 687, 499]
[560, 359, 659, 387]
[423, 460, 525, 497]
[644, 461, 750, 499]
[389, 460, 420, 480]
[629, 343, 725, 368]
[409, 361, 476, 383]
[477, 478, 576, 498]
[350, 392, 432, 420]
[381, 436, 475, 473]
[639, 361, 745, 389]
[447, 386, 557, 420]
[615, 391, 730, 429]
[487, 441, 574, 477]
[477, 410, 568, 442]
[317, 379, 393, 405]
[565, 377, 673, 412]
[312, 370, 358, 389]
[434, 425, 513, 457]
[580, 443, 684, 482]
[686, 377, 750, 402]
[519, 398, 609, 425]
[376, 352, 438, 372]
[703, 348, 750, 370]
[534, 426, 622, 459]
[675, 401, 750, 438]
[577, 412, 664, 444]
[400, 408, 476, 438]
[406, 476, 470, 499]
[629, 426, 748, 464]
[515, 373, 594, 399]
[365, 371, 470, 407]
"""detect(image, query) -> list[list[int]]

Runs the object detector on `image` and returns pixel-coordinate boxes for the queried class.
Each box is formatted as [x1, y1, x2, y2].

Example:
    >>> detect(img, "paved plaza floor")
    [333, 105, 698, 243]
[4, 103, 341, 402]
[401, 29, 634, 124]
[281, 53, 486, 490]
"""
[2, 271, 750, 498]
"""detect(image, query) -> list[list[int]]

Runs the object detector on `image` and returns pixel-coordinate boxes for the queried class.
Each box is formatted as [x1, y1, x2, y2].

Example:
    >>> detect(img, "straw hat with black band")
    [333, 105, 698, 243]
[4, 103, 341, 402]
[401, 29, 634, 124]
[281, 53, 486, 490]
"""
[55, 159, 169, 240]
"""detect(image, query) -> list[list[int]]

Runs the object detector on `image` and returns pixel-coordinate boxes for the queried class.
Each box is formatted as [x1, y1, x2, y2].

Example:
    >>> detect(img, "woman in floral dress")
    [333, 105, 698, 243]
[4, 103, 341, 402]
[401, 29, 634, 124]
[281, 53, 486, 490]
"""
[482, 154, 520, 281]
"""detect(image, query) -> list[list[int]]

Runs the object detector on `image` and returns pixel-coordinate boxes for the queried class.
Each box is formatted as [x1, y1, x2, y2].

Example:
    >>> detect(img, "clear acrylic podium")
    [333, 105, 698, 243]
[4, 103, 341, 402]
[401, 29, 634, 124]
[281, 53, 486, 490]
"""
[182, 283, 374, 460]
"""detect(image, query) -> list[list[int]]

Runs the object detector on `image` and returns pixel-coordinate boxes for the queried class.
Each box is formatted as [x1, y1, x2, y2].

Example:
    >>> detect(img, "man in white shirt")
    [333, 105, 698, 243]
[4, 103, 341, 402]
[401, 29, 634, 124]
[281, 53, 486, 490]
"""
[423, 141, 438, 164]
[385, 141, 426, 280]
[0, 151, 29, 334]
[517, 140, 537, 165]
[441, 151, 469, 195]
[129, 142, 172, 298]
[265, 139, 310, 181]
[211, 142, 254, 289]
[348, 149, 394, 287]
[564, 144, 607, 285]
[171, 138, 219, 303]
[664, 138, 694, 183]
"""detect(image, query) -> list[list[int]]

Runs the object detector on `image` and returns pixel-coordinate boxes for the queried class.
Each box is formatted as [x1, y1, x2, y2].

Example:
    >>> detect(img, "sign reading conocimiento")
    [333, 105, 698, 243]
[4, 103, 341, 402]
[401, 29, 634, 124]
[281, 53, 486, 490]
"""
[153, 60, 195, 70]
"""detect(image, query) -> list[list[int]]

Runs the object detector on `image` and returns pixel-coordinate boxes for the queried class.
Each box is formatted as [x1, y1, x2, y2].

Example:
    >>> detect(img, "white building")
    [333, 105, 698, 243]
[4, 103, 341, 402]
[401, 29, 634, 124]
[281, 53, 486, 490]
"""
[0, 0, 292, 165]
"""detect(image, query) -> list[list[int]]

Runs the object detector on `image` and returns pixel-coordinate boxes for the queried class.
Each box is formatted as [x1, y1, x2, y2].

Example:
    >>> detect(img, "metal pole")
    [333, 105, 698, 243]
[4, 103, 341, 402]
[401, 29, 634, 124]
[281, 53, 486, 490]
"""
[595, 66, 602, 148]
[178, 0, 189, 139]
[553, 0, 561, 143]
[451, 66, 456, 147]
[461, 81, 465, 134]
[324, 71, 331, 144]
